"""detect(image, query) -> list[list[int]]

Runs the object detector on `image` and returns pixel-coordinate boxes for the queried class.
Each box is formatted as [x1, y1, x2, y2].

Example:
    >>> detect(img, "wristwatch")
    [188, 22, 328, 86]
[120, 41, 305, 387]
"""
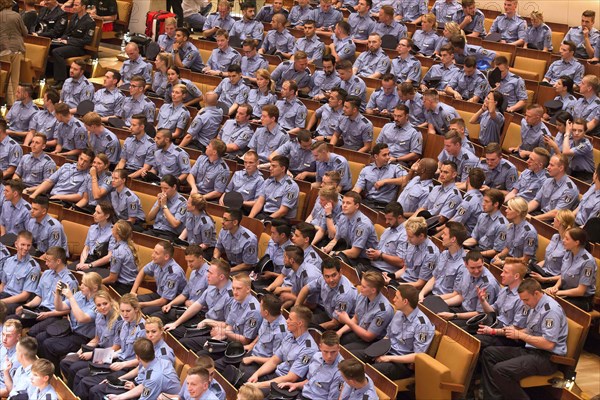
[162, 205, 168, 210]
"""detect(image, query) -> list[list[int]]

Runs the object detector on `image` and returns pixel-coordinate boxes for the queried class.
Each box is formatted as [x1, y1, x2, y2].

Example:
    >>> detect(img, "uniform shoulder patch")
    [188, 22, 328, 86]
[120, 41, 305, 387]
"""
[379, 302, 386, 311]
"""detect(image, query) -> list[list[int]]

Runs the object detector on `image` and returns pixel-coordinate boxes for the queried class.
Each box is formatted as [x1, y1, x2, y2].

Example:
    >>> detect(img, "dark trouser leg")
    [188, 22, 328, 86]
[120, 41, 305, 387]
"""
[109, 282, 133, 295]
[26, 315, 59, 333]
[340, 331, 370, 348]
[61, 358, 89, 387]
[239, 362, 260, 384]
[75, 373, 106, 400]
[42, 333, 89, 372]
[88, 382, 127, 400]
[180, 334, 209, 352]
[373, 362, 413, 380]
[51, 45, 86, 83]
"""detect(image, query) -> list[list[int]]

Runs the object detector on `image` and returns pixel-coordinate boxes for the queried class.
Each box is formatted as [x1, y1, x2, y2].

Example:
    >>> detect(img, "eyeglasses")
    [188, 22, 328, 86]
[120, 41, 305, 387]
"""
[130, 84, 142, 88]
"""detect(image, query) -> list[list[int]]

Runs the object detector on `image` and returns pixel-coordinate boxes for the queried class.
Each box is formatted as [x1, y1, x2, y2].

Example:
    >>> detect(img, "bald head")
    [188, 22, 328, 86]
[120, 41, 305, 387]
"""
[205, 92, 219, 106]
[420, 158, 438, 179]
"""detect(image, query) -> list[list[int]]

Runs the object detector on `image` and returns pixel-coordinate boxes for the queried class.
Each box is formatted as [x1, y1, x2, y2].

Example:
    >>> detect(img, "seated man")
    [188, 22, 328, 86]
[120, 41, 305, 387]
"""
[352, 143, 407, 209]
[375, 104, 423, 166]
[563, 10, 599, 59]
[353, 33, 390, 79]
[419, 221, 468, 301]
[414, 160, 462, 224]
[488, 0, 526, 46]
[203, 29, 242, 76]
[437, 130, 480, 182]
[88, 338, 180, 400]
[572, 75, 600, 135]
[365, 74, 401, 116]
[220, 151, 264, 212]
[249, 155, 299, 221]
[270, 130, 315, 180]
[463, 189, 508, 259]
[307, 55, 341, 100]
[259, 14, 295, 57]
[256, 0, 289, 22]
[391, 38, 422, 84]
[493, 56, 528, 113]
[292, 20, 325, 64]
[389, 216, 439, 289]
[252, 220, 292, 289]
[312, 0, 342, 31]
[290, 222, 323, 272]
[352, 285, 434, 380]
[270, 52, 312, 91]
[51, 103, 87, 158]
[504, 147, 550, 203]
[113, 76, 156, 127]
[278, 330, 344, 399]
[173, 27, 205, 72]
[336, 60, 367, 110]
[372, 5, 407, 44]
[448, 167, 485, 235]
[248, 105, 290, 163]
[187, 273, 261, 355]
[218, 104, 254, 159]
[82, 112, 120, 165]
[26, 149, 93, 203]
[246, 306, 317, 390]
[322, 192, 378, 267]
[452, 0, 486, 37]
[366, 202, 407, 276]
[130, 241, 187, 315]
[295, 257, 358, 330]
[150, 130, 191, 183]
[444, 56, 490, 103]
[187, 139, 230, 201]
[181, 92, 223, 150]
[229, 2, 264, 42]
[233, 294, 287, 380]
[201, 1, 235, 40]
[266, 245, 320, 309]
[0, 231, 40, 314]
[509, 104, 551, 160]
[331, 96, 373, 153]
[480, 279, 568, 400]
[311, 141, 352, 192]
[543, 41, 584, 86]
[115, 114, 156, 179]
[422, 89, 460, 135]
[275, 80, 308, 134]
[306, 87, 346, 140]
[338, 359, 378, 399]
[0, 180, 31, 236]
[527, 154, 579, 221]
[13, 133, 57, 188]
[397, 159, 437, 216]
[478, 143, 518, 194]
[214, 65, 250, 116]
[337, 271, 394, 351]
[450, 35, 496, 66]
[436, 250, 500, 324]
[119, 43, 153, 89]
[5, 85, 37, 141]
[421, 45, 459, 92]
[93, 70, 125, 122]
[329, 21, 355, 63]
[214, 208, 258, 273]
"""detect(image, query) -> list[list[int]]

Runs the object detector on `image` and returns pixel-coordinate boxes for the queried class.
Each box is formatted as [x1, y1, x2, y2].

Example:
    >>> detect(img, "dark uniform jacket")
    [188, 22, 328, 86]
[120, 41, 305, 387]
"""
[36, 5, 68, 38]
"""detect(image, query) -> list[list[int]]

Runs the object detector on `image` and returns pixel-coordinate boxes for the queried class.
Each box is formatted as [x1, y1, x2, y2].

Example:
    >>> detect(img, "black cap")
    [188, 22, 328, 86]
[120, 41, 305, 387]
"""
[268, 382, 301, 399]
[424, 78, 442, 89]
[256, 254, 274, 274]
[410, 43, 421, 54]
[488, 67, 502, 88]
[223, 191, 244, 209]
[422, 295, 451, 314]
[224, 341, 246, 364]
[544, 100, 563, 115]
[20, 308, 39, 319]
[484, 32, 502, 42]
[229, 35, 243, 49]
[381, 34, 399, 50]
[466, 312, 498, 334]
[583, 217, 600, 243]
[204, 339, 228, 354]
[107, 117, 126, 128]
[76, 100, 94, 116]
[145, 123, 156, 138]
[47, 320, 71, 337]
[364, 338, 391, 358]
[183, 325, 211, 338]
[145, 41, 161, 61]
[222, 365, 244, 389]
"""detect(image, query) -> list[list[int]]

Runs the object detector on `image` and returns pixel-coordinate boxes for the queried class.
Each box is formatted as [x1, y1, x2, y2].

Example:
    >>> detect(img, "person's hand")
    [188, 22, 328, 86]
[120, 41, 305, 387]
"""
[4, 357, 12, 373]
[110, 362, 126, 371]
[173, 42, 180, 51]
[583, 27, 589, 38]
[565, 119, 573, 133]
[453, 92, 462, 100]
[463, 14, 473, 24]
[162, 304, 172, 313]
[323, 202, 333, 216]
[477, 324, 493, 335]
[375, 355, 391, 363]
[247, 373, 259, 383]
[76, 262, 90, 271]
[477, 286, 488, 302]
[15, 306, 23, 315]
[37, 312, 51, 320]
[373, 180, 385, 189]
[278, 382, 300, 391]
[336, 311, 350, 324]
[438, 312, 454, 320]
[382, 272, 391, 284]
[123, 381, 135, 390]
[80, 351, 93, 360]
[545, 286, 559, 295]
[157, 192, 167, 207]
[164, 322, 177, 332]
[518, 149, 529, 159]
[503, 326, 520, 340]
[242, 356, 254, 365]
[90, 166, 97, 178]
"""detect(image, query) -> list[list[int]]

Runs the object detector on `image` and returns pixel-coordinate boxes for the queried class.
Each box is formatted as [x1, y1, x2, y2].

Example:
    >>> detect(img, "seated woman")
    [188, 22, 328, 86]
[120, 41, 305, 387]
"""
[73, 294, 147, 397]
[103, 220, 140, 295]
[145, 175, 187, 241]
[152, 53, 172, 98]
[156, 84, 191, 140]
[548, 118, 595, 182]
[59, 290, 121, 387]
[491, 197, 538, 267]
[434, 21, 464, 55]
[74, 154, 113, 213]
[547, 227, 597, 311]
[165, 66, 203, 107]
[71, 203, 117, 278]
[530, 210, 575, 287]
[246, 69, 278, 120]
[37, 272, 103, 372]
[179, 193, 217, 258]
[469, 91, 505, 146]
[411, 13, 440, 57]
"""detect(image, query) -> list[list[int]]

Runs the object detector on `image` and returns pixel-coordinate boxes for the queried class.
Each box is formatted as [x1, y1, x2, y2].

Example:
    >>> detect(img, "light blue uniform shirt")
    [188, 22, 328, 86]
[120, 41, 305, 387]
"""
[248, 124, 290, 163]
[397, 176, 433, 213]
[251, 314, 287, 358]
[533, 175, 579, 213]
[471, 210, 508, 252]
[93, 87, 125, 117]
[523, 295, 567, 355]
[0, 254, 40, 295]
[142, 259, 187, 301]
[65, 291, 97, 338]
[274, 331, 317, 377]
[490, 13, 527, 42]
[216, 226, 258, 266]
[60, 75, 94, 108]
[110, 240, 139, 285]
[401, 238, 439, 283]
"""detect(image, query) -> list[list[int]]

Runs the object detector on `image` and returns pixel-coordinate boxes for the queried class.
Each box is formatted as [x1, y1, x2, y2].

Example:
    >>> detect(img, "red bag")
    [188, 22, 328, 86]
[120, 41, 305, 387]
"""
[145, 10, 177, 41]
